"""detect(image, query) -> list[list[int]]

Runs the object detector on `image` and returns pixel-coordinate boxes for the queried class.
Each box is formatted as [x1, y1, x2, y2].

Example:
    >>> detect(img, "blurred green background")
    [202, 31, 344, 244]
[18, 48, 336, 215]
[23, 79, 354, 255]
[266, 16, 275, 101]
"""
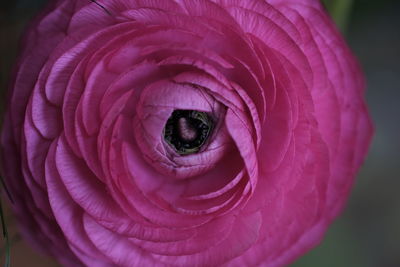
[1, 0, 399, 266]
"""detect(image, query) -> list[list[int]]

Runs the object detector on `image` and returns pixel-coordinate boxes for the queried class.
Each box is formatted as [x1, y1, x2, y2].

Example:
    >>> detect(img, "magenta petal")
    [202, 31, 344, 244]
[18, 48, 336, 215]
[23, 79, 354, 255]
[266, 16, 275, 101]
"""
[129, 213, 235, 256]
[30, 86, 62, 139]
[80, 61, 118, 135]
[177, 149, 243, 200]
[54, 136, 122, 221]
[154, 212, 262, 266]
[83, 214, 156, 266]
[258, 83, 292, 172]
[45, 141, 110, 264]
[225, 109, 258, 190]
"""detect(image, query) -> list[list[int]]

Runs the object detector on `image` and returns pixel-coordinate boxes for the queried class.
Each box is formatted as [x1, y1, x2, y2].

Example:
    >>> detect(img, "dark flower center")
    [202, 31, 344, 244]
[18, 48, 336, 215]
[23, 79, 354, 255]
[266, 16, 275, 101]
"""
[164, 110, 213, 155]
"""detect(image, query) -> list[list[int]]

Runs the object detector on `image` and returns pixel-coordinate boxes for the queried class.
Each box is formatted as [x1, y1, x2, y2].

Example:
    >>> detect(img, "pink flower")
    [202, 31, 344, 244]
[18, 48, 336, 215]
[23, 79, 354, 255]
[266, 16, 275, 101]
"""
[1, 0, 373, 266]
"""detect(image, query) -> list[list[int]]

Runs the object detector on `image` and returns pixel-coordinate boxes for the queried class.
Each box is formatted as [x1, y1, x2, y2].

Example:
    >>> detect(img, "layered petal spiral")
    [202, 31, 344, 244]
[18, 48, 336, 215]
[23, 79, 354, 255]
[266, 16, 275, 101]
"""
[1, 0, 373, 266]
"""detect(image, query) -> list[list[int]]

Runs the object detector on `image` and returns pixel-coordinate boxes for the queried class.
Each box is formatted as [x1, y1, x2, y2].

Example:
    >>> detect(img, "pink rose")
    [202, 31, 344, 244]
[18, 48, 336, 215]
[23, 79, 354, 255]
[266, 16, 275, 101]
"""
[1, 0, 373, 266]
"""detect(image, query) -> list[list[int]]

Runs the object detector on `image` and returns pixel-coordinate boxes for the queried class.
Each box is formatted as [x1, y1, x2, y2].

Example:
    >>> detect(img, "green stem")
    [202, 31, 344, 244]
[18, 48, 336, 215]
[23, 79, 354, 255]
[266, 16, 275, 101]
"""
[0, 199, 10, 267]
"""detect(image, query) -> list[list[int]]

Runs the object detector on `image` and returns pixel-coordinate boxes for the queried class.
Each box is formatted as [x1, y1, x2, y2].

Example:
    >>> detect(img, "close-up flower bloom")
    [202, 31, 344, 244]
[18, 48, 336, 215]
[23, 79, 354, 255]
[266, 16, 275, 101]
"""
[0, 0, 373, 266]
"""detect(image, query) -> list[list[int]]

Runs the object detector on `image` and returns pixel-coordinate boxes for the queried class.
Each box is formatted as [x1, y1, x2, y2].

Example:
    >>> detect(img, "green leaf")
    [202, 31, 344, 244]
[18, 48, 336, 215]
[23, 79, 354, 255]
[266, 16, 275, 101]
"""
[322, 0, 355, 32]
[0, 198, 10, 267]
[0, 175, 11, 267]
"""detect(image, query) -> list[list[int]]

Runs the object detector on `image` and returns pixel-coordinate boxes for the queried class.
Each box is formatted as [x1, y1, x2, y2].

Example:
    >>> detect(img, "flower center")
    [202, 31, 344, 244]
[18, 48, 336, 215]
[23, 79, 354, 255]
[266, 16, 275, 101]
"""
[164, 110, 213, 155]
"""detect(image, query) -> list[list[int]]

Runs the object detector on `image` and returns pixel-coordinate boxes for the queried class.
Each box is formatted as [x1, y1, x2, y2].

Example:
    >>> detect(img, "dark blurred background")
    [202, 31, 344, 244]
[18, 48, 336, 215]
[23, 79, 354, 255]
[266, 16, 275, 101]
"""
[1, 0, 399, 266]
